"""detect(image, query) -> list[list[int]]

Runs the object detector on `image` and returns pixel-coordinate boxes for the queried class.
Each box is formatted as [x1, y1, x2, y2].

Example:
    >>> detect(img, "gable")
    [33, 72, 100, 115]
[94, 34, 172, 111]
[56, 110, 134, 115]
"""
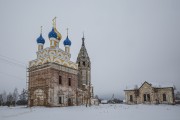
[139, 81, 152, 91]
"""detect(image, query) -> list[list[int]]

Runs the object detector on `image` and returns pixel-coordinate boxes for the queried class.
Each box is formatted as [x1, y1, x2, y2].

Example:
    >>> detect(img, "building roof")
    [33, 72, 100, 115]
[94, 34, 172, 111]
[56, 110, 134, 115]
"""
[124, 81, 174, 91]
[76, 35, 90, 63]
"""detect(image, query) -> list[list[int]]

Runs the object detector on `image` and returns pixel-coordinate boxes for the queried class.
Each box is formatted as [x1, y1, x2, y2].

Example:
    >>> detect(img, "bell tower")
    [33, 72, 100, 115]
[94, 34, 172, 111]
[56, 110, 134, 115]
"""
[77, 34, 91, 90]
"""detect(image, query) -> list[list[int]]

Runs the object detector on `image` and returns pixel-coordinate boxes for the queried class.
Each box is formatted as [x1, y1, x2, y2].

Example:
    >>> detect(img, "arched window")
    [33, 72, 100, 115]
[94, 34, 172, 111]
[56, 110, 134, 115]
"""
[130, 95, 133, 102]
[163, 94, 166, 101]
[83, 61, 85, 66]
[144, 94, 146, 101]
[147, 94, 150, 101]
[68, 78, 71, 86]
[59, 97, 62, 104]
[144, 94, 150, 102]
[59, 76, 62, 85]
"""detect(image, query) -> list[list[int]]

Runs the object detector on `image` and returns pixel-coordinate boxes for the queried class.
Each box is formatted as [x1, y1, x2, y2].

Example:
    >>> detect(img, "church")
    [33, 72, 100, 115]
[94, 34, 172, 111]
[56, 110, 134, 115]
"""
[28, 18, 94, 107]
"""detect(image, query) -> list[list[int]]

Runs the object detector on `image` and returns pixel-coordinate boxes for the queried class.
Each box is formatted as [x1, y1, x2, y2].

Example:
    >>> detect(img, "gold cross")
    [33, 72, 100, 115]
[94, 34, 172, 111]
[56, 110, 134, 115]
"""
[40, 26, 42, 34]
[52, 17, 57, 28]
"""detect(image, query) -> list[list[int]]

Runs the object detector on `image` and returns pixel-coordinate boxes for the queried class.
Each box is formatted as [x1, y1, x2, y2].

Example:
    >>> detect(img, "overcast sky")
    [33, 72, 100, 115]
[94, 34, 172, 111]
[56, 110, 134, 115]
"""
[0, 0, 180, 99]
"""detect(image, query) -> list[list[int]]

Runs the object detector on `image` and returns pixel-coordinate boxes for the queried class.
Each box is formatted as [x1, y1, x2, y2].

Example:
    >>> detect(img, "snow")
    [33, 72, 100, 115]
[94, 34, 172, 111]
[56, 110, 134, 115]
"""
[0, 104, 180, 120]
[151, 82, 174, 88]
[126, 81, 174, 90]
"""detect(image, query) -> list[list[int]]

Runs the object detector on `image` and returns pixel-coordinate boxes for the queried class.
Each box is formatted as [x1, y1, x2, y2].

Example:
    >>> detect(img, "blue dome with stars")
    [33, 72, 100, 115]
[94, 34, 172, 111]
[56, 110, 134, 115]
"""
[48, 28, 57, 39]
[63, 36, 71, 46]
[37, 34, 45, 44]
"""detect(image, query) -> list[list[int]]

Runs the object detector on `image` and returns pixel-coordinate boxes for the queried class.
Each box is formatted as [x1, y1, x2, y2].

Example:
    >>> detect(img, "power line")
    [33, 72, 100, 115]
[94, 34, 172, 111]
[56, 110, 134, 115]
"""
[0, 54, 26, 65]
[0, 54, 27, 68]
[0, 71, 25, 80]
[0, 58, 26, 69]
[0, 54, 27, 80]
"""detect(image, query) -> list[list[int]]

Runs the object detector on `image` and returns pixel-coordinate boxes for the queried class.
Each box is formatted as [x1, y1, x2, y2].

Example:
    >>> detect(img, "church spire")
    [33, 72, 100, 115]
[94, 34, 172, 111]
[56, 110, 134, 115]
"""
[77, 33, 90, 64]
[82, 32, 85, 46]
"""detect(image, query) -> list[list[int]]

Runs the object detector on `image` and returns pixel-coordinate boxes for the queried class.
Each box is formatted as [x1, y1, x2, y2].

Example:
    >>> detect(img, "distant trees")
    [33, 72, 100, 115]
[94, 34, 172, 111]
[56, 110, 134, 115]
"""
[175, 91, 180, 100]
[0, 88, 28, 106]
[94, 94, 123, 104]
[108, 98, 123, 104]
[6, 92, 14, 106]
[0, 94, 3, 106]
[16, 89, 28, 105]
[2, 91, 7, 105]
[134, 85, 138, 90]
[13, 88, 19, 105]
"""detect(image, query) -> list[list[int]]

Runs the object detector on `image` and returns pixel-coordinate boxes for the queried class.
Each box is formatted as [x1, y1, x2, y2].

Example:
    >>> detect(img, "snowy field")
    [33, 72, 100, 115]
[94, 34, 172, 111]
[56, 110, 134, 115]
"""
[0, 104, 180, 120]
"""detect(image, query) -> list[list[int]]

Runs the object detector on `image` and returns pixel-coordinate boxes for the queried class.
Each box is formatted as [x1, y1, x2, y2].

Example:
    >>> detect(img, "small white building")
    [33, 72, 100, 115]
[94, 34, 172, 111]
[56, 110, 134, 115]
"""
[101, 100, 108, 104]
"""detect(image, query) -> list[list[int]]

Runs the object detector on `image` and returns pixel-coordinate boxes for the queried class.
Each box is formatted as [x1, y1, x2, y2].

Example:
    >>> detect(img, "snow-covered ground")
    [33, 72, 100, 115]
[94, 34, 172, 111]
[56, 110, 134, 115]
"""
[0, 104, 180, 120]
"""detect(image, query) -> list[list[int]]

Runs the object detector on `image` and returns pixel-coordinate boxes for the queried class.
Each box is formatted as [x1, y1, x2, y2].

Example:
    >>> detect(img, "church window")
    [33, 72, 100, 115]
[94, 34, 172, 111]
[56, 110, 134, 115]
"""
[147, 94, 150, 101]
[59, 76, 62, 85]
[144, 94, 146, 101]
[78, 62, 80, 67]
[130, 95, 133, 102]
[68, 78, 71, 86]
[59, 97, 62, 104]
[144, 94, 150, 102]
[83, 61, 85, 66]
[163, 94, 166, 101]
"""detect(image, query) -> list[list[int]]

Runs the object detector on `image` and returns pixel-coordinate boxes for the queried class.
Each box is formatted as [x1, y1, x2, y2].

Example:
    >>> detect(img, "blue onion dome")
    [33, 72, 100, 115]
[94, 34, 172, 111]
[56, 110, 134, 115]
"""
[48, 27, 57, 39]
[37, 34, 45, 44]
[63, 36, 71, 46]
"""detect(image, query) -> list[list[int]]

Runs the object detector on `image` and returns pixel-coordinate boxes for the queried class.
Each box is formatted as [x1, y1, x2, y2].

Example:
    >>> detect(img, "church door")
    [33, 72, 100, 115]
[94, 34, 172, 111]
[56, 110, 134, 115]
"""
[68, 98, 72, 106]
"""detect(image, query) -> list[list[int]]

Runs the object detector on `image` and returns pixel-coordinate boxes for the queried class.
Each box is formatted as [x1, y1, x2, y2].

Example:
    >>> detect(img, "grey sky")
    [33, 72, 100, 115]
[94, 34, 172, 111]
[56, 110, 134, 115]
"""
[0, 0, 180, 99]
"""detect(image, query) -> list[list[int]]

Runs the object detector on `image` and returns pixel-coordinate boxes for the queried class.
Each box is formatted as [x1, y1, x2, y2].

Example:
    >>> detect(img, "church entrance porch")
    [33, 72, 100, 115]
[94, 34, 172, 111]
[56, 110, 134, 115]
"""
[33, 89, 46, 106]
[68, 98, 73, 106]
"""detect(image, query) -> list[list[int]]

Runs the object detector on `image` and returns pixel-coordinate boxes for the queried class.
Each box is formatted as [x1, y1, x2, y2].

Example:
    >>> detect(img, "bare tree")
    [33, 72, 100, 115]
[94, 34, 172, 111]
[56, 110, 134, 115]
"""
[173, 85, 176, 90]
[94, 95, 99, 99]
[175, 91, 180, 100]
[134, 85, 138, 89]
[2, 91, 7, 105]
[7, 92, 13, 107]
[0, 94, 3, 106]
[13, 88, 19, 106]
[17, 89, 28, 105]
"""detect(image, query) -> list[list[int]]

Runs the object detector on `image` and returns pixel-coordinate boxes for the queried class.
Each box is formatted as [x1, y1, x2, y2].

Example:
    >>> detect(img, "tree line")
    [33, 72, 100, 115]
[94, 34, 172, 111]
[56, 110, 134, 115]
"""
[0, 88, 28, 106]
